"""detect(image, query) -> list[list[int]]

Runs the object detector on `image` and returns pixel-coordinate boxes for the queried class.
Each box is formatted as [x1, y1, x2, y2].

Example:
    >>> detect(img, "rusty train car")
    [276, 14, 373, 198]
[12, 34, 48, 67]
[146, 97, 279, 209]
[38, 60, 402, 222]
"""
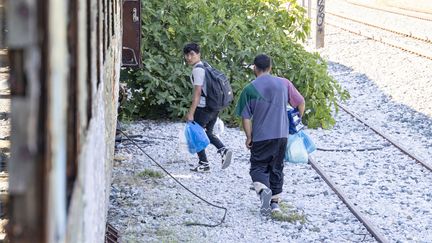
[3, 0, 141, 242]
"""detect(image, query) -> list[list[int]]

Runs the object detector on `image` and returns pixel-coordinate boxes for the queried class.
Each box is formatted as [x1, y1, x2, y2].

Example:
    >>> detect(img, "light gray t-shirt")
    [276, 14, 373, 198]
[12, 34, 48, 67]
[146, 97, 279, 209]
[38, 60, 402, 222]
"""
[190, 61, 207, 107]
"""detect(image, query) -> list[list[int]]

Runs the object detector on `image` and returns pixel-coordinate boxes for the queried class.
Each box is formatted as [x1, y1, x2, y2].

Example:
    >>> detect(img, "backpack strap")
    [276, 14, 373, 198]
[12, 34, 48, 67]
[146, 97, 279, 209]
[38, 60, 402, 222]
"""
[192, 63, 207, 97]
[196, 61, 211, 68]
[195, 64, 205, 69]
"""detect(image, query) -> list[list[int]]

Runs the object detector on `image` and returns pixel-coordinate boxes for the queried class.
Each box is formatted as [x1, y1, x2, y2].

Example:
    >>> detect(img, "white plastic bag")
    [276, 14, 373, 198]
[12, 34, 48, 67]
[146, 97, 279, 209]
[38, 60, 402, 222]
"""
[178, 124, 189, 154]
[214, 117, 225, 138]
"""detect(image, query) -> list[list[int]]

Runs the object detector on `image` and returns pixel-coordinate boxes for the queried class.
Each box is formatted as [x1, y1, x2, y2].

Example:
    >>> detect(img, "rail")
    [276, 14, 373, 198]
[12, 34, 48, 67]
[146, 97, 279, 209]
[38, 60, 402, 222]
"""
[344, 0, 432, 22]
[326, 22, 432, 61]
[308, 156, 389, 243]
[338, 103, 432, 172]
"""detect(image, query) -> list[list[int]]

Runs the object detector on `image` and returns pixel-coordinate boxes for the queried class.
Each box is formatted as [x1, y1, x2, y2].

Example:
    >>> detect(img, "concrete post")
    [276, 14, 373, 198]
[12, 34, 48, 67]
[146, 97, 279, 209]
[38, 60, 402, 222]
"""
[316, 0, 325, 48]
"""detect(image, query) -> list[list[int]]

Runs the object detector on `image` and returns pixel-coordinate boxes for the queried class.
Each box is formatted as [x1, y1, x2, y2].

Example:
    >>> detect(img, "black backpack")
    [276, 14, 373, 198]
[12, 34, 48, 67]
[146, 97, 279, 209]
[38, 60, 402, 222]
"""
[195, 61, 233, 111]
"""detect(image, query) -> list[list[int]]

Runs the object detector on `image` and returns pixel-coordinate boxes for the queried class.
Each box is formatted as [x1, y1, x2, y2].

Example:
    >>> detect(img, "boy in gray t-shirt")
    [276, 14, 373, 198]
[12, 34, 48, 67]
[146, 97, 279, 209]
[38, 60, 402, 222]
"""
[183, 43, 232, 172]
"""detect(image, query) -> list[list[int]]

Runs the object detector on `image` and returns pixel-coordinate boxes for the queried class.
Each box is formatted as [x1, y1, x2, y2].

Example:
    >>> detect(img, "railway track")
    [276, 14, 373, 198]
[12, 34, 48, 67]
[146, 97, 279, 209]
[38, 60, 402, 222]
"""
[344, 0, 432, 22]
[325, 11, 432, 44]
[326, 22, 432, 61]
[390, 5, 432, 16]
[308, 156, 389, 243]
[311, 3, 432, 60]
[337, 103, 432, 172]
[306, 3, 432, 242]
[308, 103, 432, 242]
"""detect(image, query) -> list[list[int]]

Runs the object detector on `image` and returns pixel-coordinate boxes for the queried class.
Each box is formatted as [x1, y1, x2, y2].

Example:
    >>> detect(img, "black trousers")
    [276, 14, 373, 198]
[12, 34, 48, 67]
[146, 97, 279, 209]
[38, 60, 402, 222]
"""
[194, 107, 225, 162]
[250, 138, 287, 196]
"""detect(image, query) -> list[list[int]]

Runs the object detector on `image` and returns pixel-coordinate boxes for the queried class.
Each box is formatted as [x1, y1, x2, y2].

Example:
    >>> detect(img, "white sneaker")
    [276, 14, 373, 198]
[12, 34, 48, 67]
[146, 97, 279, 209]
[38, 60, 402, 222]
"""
[220, 148, 232, 169]
[190, 162, 210, 173]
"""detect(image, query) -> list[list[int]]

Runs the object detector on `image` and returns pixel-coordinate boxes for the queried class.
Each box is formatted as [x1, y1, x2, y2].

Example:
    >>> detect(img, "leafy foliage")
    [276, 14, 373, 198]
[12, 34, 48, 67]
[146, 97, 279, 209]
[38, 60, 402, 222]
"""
[120, 0, 349, 128]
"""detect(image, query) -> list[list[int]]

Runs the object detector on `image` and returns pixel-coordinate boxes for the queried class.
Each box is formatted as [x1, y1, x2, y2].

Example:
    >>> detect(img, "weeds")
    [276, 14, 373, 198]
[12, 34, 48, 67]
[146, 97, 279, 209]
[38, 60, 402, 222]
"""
[271, 202, 307, 224]
[137, 169, 164, 179]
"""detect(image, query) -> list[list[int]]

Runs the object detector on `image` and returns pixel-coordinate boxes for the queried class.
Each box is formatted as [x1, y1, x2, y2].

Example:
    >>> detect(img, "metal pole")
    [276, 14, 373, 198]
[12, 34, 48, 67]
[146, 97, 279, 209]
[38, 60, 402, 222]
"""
[308, 0, 312, 39]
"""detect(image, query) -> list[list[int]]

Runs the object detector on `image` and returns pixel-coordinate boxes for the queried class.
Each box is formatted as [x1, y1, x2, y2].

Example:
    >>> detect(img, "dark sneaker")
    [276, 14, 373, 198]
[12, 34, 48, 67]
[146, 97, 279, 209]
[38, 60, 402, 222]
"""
[220, 148, 232, 169]
[190, 162, 210, 173]
[259, 188, 272, 216]
[271, 202, 281, 213]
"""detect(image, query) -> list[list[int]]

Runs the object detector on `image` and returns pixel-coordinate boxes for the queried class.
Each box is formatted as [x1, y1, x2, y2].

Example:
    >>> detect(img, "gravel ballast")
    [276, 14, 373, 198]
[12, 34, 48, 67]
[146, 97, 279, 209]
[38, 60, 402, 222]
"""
[109, 121, 373, 242]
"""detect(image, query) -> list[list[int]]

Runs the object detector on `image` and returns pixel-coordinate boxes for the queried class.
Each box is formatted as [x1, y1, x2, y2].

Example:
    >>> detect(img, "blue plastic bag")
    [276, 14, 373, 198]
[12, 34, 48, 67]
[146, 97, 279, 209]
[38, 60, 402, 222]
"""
[285, 133, 308, 163]
[287, 108, 304, 134]
[298, 130, 316, 154]
[185, 122, 210, 154]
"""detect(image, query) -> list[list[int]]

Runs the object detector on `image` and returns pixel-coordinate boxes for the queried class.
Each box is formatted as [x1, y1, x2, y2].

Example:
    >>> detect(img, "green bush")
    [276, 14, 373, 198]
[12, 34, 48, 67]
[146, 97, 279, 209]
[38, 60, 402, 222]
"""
[120, 0, 349, 128]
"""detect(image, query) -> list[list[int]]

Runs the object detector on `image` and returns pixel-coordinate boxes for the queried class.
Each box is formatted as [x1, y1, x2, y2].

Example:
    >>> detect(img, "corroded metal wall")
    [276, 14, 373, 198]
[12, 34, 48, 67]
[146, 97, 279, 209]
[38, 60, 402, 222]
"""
[5, 0, 122, 242]
[67, 0, 123, 240]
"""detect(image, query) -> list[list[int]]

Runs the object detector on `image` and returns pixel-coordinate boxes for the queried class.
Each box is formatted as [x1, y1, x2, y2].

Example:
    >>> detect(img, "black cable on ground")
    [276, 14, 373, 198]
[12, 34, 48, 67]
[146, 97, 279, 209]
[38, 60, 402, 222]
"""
[118, 129, 227, 227]
[316, 146, 385, 152]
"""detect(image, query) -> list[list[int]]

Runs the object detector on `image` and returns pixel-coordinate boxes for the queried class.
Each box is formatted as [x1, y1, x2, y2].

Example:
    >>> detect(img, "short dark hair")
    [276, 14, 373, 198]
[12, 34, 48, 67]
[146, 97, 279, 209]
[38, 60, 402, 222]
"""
[183, 43, 200, 55]
[253, 54, 272, 71]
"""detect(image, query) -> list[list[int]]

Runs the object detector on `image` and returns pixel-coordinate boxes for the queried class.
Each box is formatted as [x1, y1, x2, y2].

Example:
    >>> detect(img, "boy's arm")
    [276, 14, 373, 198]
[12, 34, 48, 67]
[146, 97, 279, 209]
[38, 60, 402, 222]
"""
[297, 102, 305, 117]
[186, 85, 202, 121]
[286, 79, 305, 116]
[242, 118, 253, 149]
